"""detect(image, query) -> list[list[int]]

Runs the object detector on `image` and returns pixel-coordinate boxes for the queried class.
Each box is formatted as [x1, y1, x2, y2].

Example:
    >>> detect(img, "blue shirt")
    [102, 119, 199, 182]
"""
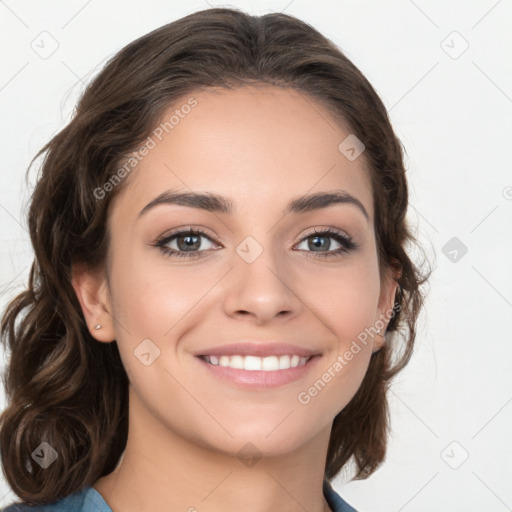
[1, 480, 357, 512]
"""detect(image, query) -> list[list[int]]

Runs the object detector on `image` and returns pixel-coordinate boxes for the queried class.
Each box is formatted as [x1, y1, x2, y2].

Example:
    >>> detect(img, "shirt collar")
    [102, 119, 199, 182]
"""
[323, 479, 358, 512]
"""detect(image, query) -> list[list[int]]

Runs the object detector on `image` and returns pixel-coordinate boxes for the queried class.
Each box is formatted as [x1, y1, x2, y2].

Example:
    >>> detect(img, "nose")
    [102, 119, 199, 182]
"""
[221, 240, 303, 325]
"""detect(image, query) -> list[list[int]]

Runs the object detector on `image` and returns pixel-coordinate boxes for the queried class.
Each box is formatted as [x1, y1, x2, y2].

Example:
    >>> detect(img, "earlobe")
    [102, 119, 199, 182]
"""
[71, 263, 115, 343]
[371, 327, 386, 353]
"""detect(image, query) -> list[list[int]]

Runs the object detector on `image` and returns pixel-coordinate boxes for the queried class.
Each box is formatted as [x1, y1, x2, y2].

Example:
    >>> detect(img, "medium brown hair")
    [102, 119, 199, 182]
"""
[0, 7, 430, 505]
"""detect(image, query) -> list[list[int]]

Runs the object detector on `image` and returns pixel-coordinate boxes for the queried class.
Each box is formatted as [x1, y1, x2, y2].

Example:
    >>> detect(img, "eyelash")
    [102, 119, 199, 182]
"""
[152, 226, 358, 260]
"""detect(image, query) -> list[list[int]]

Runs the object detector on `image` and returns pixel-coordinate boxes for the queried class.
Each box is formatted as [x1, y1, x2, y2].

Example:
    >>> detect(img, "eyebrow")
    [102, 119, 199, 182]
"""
[138, 189, 369, 221]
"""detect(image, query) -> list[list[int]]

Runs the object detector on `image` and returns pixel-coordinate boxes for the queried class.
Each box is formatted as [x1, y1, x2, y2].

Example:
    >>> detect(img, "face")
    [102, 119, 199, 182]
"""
[74, 85, 397, 458]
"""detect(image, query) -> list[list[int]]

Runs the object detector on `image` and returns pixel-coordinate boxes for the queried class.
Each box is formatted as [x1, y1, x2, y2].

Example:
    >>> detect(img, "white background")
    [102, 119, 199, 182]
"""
[1, 1, 511, 511]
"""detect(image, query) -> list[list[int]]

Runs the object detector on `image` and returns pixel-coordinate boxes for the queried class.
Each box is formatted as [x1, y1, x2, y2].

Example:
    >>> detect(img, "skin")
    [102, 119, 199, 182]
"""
[72, 85, 397, 512]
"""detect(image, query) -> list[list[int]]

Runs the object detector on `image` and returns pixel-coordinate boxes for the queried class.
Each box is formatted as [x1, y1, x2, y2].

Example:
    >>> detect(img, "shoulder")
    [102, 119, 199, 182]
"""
[1, 486, 111, 512]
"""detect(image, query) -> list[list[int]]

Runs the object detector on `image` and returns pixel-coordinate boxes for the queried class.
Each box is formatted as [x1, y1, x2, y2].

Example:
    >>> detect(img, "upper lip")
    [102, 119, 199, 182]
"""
[194, 342, 321, 358]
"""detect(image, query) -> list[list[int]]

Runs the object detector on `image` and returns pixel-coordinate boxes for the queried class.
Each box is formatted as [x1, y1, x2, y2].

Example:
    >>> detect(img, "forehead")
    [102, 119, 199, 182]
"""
[112, 85, 374, 222]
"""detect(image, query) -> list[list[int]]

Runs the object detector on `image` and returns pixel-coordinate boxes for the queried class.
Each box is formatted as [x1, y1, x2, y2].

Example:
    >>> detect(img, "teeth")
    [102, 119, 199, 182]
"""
[204, 354, 310, 370]
[245, 356, 262, 370]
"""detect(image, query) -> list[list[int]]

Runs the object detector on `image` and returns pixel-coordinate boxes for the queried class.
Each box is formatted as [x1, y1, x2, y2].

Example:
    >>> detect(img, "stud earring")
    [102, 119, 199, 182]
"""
[94, 324, 102, 330]
[376, 328, 385, 339]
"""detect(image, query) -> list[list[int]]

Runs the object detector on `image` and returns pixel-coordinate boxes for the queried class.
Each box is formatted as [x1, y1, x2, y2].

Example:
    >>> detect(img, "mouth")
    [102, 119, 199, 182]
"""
[194, 353, 322, 390]
[192, 341, 322, 389]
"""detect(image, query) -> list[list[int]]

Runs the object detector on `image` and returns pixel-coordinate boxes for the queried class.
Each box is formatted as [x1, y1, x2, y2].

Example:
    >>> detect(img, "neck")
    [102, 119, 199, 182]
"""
[93, 386, 334, 512]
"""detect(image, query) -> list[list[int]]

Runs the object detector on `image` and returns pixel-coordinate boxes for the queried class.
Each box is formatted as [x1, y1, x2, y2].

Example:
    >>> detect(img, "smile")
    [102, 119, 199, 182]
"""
[195, 354, 322, 389]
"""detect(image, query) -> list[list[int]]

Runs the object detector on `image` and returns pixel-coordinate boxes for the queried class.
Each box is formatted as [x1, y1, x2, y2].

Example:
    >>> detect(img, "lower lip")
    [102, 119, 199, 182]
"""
[195, 355, 322, 390]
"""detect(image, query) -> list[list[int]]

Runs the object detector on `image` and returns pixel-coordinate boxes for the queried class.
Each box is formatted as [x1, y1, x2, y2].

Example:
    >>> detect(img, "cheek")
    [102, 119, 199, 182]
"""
[288, 258, 380, 421]
[301, 256, 381, 343]
[107, 242, 206, 339]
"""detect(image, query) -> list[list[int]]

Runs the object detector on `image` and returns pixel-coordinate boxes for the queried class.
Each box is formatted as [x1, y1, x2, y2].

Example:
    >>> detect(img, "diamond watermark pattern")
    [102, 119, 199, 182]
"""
[30, 31, 59, 59]
[441, 31, 469, 59]
[236, 236, 263, 264]
[236, 442, 262, 468]
[338, 134, 365, 161]
[440, 441, 469, 469]
[442, 236, 468, 263]
[31, 442, 58, 469]
[134, 338, 161, 366]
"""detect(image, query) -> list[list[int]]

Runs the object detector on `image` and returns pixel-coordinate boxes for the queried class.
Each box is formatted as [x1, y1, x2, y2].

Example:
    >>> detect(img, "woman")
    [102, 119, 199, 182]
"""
[0, 7, 429, 512]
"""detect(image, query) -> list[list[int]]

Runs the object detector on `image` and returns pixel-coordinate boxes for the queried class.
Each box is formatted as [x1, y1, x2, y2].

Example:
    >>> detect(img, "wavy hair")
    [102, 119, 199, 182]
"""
[0, 7, 430, 505]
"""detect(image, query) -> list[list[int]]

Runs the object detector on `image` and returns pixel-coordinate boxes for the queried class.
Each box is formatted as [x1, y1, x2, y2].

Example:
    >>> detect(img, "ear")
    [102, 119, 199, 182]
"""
[71, 262, 115, 343]
[372, 268, 400, 353]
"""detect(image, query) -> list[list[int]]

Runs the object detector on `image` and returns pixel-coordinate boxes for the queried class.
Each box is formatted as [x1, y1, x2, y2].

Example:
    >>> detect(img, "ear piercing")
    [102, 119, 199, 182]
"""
[94, 324, 102, 330]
